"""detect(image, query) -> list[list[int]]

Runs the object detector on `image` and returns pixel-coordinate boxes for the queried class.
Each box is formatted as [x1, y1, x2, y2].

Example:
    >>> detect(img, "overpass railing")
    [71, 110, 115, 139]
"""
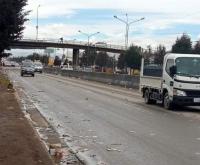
[21, 38, 126, 51]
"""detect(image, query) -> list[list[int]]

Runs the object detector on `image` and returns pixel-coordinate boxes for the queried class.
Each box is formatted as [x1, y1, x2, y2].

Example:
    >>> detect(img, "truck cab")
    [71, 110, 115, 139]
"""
[140, 53, 200, 109]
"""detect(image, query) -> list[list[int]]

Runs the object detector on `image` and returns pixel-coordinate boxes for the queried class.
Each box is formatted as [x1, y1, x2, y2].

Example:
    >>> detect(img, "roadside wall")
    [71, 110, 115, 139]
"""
[44, 67, 139, 89]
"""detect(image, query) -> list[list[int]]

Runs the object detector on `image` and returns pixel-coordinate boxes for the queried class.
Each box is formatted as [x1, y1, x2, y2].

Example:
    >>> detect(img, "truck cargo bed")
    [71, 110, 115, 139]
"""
[140, 76, 162, 89]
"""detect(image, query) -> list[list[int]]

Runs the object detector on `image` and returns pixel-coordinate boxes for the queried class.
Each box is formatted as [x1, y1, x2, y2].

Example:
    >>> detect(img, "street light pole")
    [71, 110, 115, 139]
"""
[36, 4, 41, 41]
[114, 14, 144, 50]
[78, 30, 100, 66]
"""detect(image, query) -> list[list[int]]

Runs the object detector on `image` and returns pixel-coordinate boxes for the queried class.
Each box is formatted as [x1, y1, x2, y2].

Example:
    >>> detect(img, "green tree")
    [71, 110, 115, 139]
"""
[143, 45, 153, 64]
[193, 41, 200, 54]
[0, 0, 29, 58]
[95, 51, 109, 68]
[125, 45, 142, 70]
[54, 56, 61, 66]
[40, 55, 49, 65]
[172, 34, 192, 54]
[80, 49, 97, 66]
[154, 45, 166, 64]
[117, 53, 126, 69]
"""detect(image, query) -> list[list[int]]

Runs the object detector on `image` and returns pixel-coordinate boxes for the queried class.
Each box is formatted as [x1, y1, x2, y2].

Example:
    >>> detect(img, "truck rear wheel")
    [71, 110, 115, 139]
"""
[163, 92, 173, 110]
[144, 89, 156, 104]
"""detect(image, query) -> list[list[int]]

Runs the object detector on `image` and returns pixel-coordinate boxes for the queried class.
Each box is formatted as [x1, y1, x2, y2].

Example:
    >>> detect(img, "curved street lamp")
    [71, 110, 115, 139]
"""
[114, 14, 145, 49]
[78, 30, 100, 66]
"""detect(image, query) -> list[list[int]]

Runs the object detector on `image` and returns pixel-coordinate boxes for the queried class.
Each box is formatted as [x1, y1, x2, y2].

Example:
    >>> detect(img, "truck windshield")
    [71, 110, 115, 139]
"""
[176, 57, 200, 77]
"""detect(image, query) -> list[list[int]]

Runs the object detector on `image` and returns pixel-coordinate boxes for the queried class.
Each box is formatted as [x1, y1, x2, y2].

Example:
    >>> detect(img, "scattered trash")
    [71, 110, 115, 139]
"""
[106, 147, 121, 152]
[57, 124, 62, 128]
[129, 131, 136, 133]
[80, 148, 89, 152]
[38, 90, 45, 93]
[45, 128, 52, 131]
[97, 161, 107, 165]
[83, 119, 91, 122]
[49, 143, 62, 149]
[49, 143, 62, 156]
[196, 138, 200, 141]
[41, 136, 48, 141]
[49, 148, 56, 156]
[90, 154, 96, 158]
[195, 152, 200, 155]
[85, 98, 89, 101]
[111, 143, 122, 146]
[63, 134, 70, 138]
[88, 130, 95, 132]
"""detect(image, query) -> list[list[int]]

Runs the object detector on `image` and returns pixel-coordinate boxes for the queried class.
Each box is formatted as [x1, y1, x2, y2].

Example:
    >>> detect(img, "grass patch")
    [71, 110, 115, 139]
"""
[0, 73, 12, 89]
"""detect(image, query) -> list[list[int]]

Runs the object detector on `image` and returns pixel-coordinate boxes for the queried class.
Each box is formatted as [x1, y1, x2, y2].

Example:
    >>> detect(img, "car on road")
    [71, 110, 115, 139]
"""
[21, 60, 35, 77]
[34, 62, 43, 73]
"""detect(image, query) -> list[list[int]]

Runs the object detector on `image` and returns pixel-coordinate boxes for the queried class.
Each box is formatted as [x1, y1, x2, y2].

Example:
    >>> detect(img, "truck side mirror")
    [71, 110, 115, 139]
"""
[170, 66, 177, 77]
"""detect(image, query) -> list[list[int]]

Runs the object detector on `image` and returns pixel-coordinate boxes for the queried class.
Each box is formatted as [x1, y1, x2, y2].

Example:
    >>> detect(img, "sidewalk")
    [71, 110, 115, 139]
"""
[0, 73, 54, 165]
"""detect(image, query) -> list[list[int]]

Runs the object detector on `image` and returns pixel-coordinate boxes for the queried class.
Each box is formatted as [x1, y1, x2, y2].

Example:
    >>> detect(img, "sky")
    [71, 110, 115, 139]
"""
[11, 0, 200, 56]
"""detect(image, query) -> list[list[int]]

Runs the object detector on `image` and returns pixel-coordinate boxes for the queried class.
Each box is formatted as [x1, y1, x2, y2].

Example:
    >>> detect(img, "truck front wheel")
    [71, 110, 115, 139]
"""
[163, 92, 173, 110]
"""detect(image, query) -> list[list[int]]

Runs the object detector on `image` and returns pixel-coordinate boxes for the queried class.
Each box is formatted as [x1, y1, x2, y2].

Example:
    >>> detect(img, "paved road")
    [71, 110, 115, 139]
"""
[8, 69, 200, 165]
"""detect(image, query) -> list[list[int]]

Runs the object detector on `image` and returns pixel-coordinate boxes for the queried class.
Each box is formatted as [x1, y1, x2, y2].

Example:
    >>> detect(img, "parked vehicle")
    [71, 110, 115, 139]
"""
[140, 53, 200, 110]
[34, 62, 43, 73]
[21, 60, 35, 77]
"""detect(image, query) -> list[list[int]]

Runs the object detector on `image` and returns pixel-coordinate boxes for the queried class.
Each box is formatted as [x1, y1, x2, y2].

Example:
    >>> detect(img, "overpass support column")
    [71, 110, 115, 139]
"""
[73, 49, 79, 68]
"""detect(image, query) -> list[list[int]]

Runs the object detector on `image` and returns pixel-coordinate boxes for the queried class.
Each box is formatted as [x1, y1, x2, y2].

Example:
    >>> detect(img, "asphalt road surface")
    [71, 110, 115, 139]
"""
[8, 69, 200, 165]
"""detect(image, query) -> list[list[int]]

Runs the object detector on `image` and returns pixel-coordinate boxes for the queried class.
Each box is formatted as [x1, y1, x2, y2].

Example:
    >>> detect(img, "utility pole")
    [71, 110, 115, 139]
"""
[78, 30, 100, 66]
[114, 14, 144, 50]
[36, 4, 41, 41]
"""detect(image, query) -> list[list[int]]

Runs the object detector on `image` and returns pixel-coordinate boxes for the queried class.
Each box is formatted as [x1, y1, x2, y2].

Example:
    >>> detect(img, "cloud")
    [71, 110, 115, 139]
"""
[26, 0, 200, 19]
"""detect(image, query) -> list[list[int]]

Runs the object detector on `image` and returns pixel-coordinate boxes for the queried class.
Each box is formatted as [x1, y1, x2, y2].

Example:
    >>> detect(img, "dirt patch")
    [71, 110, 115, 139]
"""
[0, 80, 54, 165]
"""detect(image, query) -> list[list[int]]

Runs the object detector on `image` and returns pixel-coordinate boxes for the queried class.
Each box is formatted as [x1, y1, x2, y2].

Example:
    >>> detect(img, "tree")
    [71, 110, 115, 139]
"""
[143, 45, 153, 64]
[172, 34, 192, 54]
[193, 41, 200, 54]
[80, 49, 97, 66]
[27, 53, 40, 61]
[54, 56, 61, 66]
[154, 45, 166, 64]
[40, 55, 49, 65]
[117, 53, 126, 69]
[0, 0, 29, 59]
[95, 51, 109, 68]
[125, 45, 142, 70]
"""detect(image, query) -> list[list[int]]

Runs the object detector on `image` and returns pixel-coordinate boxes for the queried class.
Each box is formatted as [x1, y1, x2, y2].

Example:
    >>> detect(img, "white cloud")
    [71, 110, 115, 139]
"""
[27, 0, 200, 14]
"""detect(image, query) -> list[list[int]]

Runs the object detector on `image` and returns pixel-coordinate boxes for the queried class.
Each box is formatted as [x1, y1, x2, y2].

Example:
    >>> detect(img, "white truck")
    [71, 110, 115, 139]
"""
[140, 53, 200, 109]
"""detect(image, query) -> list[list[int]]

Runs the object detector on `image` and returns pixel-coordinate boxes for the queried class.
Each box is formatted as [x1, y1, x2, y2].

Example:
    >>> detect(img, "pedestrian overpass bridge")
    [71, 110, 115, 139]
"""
[10, 39, 125, 54]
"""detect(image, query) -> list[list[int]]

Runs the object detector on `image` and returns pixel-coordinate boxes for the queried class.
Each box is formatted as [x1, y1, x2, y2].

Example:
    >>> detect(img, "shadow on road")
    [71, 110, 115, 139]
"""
[173, 106, 200, 113]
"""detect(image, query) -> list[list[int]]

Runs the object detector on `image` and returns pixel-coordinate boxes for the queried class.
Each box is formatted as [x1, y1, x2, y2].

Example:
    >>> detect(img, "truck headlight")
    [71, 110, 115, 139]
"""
[173, 89, 187, 96]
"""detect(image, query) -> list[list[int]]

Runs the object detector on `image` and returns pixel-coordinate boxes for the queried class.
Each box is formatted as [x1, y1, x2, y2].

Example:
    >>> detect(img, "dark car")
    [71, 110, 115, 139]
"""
[21, 61, 35, 77]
